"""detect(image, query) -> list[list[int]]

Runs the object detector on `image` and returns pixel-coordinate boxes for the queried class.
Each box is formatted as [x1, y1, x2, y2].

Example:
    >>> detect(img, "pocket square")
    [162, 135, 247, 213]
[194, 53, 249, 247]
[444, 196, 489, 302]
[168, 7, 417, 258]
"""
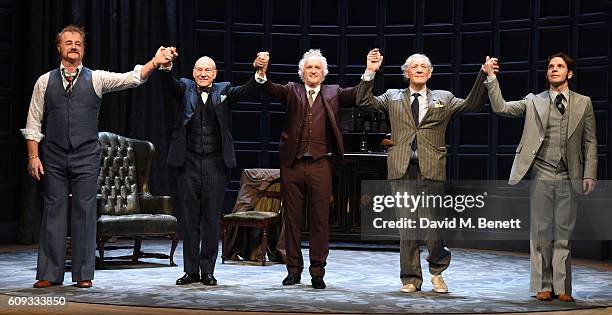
[220, 95, 227, 102]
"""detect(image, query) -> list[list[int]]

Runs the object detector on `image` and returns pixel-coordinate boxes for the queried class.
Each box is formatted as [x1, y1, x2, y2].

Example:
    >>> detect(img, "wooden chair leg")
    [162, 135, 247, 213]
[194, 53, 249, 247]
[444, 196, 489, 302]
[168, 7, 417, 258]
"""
[261, 223, 269, 266]
[222, 222, 227, 264]
[169, 234, 178, 266]
[96, 236, 109, 268]
[132, 237, 142, 262]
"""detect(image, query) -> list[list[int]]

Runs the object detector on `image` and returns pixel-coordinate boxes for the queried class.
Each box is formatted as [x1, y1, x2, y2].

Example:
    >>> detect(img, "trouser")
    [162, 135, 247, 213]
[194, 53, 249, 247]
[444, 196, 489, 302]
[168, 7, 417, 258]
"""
[529, 158, 577, 295]
[37, 140, 100, 283]
[281, 156, 332, 278]
[396, 160, 451, 288]
[177, 150, 227, 274]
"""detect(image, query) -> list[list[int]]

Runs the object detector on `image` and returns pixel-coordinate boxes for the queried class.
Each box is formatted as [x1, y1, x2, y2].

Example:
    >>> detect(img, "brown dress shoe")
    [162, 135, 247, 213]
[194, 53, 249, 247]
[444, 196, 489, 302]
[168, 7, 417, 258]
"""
[536, 291, 553, 301]
[557, 294, 575, 302]
[76, 280, 93, 288]
[33, 280, 61, 288]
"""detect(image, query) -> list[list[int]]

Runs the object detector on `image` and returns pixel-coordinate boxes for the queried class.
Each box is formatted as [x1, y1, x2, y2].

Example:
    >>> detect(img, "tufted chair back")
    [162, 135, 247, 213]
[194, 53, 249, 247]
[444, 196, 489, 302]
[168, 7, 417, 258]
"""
[98, 132, 153, 215]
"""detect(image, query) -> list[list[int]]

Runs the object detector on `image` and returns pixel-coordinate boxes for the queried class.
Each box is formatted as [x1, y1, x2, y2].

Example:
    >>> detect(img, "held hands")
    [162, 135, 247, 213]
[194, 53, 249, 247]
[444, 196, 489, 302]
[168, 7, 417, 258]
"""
[366, 48, 383, 72]
[153, 46, 179, 68]
[28, 157, 44, 181]
[481, 56, 499, 77]
[583, 178, 596, 195]
[254, 51, 270, 76]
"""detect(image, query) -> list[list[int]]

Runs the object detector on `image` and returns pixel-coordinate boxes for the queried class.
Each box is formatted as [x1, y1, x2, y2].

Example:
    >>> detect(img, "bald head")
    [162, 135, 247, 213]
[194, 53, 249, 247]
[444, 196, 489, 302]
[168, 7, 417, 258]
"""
[192, 56, 217, 87]
[194, 56, 216, 70]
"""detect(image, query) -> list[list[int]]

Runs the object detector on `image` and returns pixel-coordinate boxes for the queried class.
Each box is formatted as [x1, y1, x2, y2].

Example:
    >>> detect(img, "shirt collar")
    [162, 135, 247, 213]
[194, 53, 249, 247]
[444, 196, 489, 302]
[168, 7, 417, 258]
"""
[305, 85, 321, 95]
[60, 63, 83, 76]
[409, 86, 427, 98]
[549, 88, 569, 103]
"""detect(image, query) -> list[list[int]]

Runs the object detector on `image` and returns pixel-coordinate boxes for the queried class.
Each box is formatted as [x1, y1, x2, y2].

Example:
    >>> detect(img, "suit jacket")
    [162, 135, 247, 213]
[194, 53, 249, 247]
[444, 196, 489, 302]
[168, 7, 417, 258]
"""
[485, 78, 597, 193]
[356, 71, 487, 180]
[163, 72, 259, 168]
[263, 80, 356, 167]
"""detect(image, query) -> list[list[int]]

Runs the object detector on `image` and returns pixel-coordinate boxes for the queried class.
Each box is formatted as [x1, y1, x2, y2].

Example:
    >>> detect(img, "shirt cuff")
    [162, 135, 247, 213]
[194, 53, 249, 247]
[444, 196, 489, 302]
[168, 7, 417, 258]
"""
[133, 64, 147, 83]
[485, 75, 497, 84]
[255, 72, 267, 83]
[21, 129, 45, 142]
[159, 62, 173, 71]
[361, 71, 376, 81]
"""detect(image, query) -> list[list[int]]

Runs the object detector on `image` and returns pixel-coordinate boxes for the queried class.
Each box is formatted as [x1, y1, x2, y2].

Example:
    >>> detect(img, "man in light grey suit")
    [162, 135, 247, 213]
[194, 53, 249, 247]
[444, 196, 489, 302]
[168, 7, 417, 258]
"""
[357, 49, 492, 294]
[483, 53, 597, 302]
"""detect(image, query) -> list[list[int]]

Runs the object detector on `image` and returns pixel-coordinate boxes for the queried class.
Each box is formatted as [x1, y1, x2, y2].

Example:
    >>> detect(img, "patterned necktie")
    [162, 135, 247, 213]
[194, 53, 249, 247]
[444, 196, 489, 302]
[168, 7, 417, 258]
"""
[308, 89, 315, 107]
[63, 68, 79, 95]
[555, 93, 565, 115]
[411, 93, 420, 151]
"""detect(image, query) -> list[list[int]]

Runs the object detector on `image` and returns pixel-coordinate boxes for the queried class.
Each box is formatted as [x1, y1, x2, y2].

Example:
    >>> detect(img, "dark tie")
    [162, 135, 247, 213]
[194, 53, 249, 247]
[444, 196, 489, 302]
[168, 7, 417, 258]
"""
[555, 93, 565, 115]
[411, 92, 420, 151]
[63, 68, 79, 95]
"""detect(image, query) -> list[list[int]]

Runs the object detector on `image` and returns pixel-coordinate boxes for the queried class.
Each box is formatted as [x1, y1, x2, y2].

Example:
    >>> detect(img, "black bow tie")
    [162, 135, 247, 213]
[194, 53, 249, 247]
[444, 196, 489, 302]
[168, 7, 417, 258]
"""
[197, 85, 212, 94]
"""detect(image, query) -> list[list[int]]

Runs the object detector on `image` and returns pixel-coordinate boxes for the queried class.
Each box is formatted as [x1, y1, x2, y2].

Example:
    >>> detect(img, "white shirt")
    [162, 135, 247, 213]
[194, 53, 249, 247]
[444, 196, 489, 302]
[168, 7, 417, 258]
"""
[21, 63, 146, 142]
[305, 85, 321, 102]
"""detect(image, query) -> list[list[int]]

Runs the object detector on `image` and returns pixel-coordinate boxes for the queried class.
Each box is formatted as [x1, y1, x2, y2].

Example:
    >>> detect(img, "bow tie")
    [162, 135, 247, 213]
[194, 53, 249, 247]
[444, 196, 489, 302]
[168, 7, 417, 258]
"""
[197, 85, 212, 94]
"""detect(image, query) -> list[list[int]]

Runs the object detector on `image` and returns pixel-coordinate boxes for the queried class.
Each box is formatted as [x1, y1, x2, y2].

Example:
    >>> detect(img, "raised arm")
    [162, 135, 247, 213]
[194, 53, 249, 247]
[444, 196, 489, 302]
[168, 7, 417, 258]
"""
[226, 52, 270, 103]
[448, 68, 489, 114]
[482, 57, 529, 117]
[356, 48, 390, 111]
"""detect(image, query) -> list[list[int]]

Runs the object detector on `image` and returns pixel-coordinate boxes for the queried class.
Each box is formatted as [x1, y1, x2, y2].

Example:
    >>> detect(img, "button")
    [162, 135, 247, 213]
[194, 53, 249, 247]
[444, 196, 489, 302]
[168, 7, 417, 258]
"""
[539, 138, 543, 142]
[532, 150, 536, 155]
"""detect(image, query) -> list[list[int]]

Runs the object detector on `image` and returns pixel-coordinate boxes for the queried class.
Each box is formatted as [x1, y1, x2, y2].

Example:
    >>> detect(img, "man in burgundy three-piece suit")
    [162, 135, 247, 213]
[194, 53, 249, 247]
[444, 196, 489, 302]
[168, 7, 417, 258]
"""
[257, 49, 357, 289]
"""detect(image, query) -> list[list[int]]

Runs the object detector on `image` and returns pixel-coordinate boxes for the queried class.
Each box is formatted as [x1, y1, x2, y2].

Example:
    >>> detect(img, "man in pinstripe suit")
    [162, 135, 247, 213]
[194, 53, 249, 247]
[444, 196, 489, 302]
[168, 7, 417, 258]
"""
[357, 49, 492, 293]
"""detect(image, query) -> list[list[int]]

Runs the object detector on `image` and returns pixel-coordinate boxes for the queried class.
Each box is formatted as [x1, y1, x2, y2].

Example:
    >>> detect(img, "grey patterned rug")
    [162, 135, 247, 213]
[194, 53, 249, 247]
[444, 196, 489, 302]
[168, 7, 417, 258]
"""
[1, 240, 611, 313]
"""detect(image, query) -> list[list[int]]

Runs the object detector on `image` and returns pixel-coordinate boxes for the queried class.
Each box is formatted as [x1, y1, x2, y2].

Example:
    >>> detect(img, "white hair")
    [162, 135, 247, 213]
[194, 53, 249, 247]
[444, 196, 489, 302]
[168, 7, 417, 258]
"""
[401, 53, 433, 79]
[298, 49, 329, 82]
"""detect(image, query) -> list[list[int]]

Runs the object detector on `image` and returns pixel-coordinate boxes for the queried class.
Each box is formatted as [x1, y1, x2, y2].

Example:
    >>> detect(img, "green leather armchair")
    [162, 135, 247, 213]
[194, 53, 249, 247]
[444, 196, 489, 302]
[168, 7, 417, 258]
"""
[96, 132, 178, 267]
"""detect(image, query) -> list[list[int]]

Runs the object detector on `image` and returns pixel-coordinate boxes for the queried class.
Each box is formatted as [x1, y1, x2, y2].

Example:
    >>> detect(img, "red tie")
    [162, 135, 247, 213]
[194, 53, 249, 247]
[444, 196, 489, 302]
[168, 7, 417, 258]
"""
[65, 75, 74, 95]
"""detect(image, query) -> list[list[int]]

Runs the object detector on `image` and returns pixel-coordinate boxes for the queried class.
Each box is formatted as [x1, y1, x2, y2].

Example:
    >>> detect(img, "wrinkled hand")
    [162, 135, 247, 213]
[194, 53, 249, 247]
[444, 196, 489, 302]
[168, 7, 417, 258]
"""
[28, 157, 44, 181]
[366, 48, 383, 72]
[481, 56, 499, 76]
[583, 178, 596, 195]
[254, 51, 269, 75]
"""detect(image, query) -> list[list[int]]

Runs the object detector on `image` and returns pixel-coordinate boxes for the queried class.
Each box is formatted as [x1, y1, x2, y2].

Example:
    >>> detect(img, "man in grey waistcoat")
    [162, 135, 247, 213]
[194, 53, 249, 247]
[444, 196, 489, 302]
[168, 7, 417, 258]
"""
[483, 53, 597, 302]
[22, 25, 171, 289]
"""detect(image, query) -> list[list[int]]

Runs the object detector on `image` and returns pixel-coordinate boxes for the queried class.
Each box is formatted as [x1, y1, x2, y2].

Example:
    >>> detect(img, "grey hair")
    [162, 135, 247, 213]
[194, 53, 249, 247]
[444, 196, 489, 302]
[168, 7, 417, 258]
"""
[298, 49, 329, 82]
[400, 53, 433, 79]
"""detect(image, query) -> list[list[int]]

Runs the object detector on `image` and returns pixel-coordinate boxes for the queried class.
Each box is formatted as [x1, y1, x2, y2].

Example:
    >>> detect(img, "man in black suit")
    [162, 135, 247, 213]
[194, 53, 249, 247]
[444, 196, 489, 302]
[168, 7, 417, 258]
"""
[160, 48, 268, 285]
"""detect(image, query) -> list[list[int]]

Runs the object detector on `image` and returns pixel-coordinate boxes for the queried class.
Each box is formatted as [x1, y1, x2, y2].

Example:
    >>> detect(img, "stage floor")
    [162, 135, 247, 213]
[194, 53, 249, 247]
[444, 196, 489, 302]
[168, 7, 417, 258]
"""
[0, 240, 611, 314]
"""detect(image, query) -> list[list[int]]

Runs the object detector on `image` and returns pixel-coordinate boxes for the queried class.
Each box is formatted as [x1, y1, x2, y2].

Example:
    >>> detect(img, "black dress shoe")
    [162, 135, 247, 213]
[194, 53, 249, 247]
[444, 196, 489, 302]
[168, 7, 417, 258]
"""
[282, 273, 301, 285]
[201, 273, 217, 286]
[176, 273, 200, 285]
[311, 276, 326, 289]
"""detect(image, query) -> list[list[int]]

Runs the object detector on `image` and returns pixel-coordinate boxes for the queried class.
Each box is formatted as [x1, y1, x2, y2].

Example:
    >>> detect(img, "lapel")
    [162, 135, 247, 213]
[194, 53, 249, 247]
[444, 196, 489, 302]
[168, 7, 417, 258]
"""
[319, 85, 336, 122]
[419, 89, 437, 125]
[188, 83, 199, 113]
[298, 84, 308, 118]
[567, 90, 585, 138]
[532, 91, 550, 137]
[401, 89, 418, 129]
